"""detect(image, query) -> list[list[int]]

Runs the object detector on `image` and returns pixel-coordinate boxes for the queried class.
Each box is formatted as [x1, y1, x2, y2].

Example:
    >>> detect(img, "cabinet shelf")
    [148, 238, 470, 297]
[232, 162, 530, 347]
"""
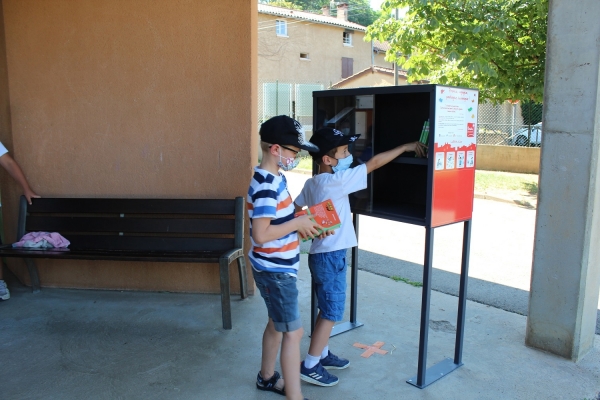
[391, 156, 428, 166]
[362, 202, 427, 226]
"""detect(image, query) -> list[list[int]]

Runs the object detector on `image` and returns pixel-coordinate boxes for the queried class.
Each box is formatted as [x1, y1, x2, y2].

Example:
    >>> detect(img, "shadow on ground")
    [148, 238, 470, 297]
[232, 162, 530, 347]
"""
[329, 246, 600, 335]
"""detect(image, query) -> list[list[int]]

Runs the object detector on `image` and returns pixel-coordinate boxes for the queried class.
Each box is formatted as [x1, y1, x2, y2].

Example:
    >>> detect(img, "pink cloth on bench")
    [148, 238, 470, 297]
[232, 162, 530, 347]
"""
[13, 232, 70, 249]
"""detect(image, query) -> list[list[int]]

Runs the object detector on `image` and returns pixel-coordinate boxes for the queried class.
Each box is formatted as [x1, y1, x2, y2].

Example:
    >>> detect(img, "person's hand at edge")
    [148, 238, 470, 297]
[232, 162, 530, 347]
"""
[24, 188, 40, 205]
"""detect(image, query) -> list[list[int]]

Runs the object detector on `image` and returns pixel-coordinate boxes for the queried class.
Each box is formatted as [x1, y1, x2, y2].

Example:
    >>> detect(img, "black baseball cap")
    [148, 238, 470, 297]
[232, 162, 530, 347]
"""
[260, 115, 320, 152]
[309, 127, 360, 159]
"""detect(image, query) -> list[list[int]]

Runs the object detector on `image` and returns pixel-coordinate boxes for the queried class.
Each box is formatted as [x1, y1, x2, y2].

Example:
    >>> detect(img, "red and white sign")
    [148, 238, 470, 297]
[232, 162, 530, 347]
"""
[431, 86, 478, 227]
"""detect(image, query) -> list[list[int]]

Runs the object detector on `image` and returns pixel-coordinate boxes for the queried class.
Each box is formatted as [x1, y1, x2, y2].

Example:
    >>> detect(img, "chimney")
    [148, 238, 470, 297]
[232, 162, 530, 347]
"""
[321, 6, 330, 17]
[337, 3, 349, 21]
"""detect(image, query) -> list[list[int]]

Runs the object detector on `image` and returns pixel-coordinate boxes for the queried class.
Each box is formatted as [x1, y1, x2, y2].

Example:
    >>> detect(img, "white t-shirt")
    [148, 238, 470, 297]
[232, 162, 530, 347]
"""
[0, 141, 7, 158]
[295, 164, 367, 254]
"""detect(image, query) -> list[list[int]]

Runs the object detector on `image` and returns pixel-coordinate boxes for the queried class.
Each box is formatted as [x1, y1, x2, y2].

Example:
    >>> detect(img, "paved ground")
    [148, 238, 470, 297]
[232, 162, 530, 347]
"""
[0, 171, 598, 399]
[1, 258, 599, 400]
[285, 171, 600, 334]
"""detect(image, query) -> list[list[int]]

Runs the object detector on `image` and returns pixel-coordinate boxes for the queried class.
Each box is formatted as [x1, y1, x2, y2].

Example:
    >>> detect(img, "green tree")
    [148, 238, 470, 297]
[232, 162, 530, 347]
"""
[366, 0, 548, 103]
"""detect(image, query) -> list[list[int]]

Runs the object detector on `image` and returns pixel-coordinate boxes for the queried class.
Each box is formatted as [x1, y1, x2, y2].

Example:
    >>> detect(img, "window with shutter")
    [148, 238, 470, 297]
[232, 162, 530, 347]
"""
[341, 57, 353, 79]
[275, 20, 287, 36]
[343, 31, 352, 46]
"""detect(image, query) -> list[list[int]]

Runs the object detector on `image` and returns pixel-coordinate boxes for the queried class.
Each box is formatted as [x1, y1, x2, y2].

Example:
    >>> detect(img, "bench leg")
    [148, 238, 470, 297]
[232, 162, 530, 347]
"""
[24, 258, 41, 293]
[237, 256, 248, 299]
[219, 258, 232, 330]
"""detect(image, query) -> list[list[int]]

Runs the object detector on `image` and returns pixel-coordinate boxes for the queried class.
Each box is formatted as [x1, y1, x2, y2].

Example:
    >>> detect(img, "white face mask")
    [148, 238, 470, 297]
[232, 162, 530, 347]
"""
[278, 149, 299, 171]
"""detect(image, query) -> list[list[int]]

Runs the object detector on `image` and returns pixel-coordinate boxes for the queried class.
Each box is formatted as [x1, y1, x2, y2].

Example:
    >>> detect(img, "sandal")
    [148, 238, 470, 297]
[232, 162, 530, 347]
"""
[256, 370, 285, 396]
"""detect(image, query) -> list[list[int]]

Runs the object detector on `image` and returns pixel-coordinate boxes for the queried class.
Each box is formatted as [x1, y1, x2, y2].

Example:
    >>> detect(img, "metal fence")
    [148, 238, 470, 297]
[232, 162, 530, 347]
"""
[258, 80, 325, 134]
[477, 101, 543, 146]
[258, 80, 543, 147]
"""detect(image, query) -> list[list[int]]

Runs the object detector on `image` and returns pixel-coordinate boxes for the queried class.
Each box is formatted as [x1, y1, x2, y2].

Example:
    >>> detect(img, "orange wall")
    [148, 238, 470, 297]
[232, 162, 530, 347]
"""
[0, 0, 257, 293]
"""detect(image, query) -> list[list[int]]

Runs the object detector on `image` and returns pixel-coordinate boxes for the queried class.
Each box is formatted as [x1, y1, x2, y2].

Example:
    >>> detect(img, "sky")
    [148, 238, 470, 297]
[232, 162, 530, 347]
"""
[370, 0, 385, 10]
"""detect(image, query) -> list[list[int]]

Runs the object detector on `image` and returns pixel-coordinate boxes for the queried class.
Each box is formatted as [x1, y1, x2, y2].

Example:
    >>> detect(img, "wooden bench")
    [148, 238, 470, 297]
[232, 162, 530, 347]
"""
[0, 196, 247, 329]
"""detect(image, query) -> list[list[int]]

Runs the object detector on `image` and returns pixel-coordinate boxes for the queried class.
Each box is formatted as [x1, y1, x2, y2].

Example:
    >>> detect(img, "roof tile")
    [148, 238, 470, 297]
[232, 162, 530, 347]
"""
[258, 4, 366, 31]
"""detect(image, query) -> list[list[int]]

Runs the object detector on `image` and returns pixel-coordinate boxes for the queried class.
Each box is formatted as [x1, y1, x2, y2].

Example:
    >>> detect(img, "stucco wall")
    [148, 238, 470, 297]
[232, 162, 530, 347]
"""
[0, 0, 257, 293]
[476, 144, 541, 174]
[258, 13, 392, 86]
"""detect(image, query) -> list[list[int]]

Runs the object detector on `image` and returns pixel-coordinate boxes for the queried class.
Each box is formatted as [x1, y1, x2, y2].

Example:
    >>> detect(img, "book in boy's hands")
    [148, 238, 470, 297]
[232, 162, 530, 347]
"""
[294, 199, 341, 241]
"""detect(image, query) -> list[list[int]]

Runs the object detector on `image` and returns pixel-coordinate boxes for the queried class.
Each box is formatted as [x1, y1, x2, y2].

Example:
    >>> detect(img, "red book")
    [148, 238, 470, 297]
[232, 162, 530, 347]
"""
[294, 199, 341, 241]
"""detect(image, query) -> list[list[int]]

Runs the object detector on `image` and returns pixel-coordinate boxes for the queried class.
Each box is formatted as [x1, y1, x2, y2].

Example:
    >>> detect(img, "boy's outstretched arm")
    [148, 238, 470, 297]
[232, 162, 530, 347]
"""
[252, 214, 322, 245]
[0, 153, 40, 204]
[365, 141, 427, 174]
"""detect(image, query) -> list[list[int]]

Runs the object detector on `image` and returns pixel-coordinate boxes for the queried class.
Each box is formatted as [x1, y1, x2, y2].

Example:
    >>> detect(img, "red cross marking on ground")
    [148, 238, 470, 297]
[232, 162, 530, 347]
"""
[353, 341, 388, 358]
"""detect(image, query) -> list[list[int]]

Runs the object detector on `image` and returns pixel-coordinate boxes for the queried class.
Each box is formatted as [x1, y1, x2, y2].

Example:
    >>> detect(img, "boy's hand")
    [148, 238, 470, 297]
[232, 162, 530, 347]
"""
[316, 229, 335, 240]
[405, 141, 427, 158]
[295, 214, 322, 240]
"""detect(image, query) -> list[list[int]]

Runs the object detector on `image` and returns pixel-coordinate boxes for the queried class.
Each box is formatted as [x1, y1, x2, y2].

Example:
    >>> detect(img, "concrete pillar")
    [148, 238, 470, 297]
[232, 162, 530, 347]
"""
[526, 0, 600, 360]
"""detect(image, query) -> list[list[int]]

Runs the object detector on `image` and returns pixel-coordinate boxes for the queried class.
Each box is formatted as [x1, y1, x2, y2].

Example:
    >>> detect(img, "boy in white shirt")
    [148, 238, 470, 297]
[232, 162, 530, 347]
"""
[295, 127, 426, 386]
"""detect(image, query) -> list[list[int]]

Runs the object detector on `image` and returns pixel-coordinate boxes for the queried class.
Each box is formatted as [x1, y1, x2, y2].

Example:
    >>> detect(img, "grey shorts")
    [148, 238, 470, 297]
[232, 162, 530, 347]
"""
[252, 269, 302, 332]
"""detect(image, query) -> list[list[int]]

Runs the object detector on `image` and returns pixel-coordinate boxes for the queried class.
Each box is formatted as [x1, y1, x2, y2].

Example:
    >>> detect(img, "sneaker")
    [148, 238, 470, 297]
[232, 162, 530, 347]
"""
[320, 351, 350, 370]
[300, 361, 339, 387]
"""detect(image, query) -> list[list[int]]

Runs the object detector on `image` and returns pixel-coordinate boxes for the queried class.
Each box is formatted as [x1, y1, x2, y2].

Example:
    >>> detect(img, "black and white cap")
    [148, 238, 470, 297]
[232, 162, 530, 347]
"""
[309, 127, 360, 159]
[260, 115, 320, 152]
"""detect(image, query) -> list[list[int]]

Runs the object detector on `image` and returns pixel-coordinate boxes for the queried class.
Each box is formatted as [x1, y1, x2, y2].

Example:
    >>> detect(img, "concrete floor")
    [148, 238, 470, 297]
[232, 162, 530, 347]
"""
[1, 257, 599, 400]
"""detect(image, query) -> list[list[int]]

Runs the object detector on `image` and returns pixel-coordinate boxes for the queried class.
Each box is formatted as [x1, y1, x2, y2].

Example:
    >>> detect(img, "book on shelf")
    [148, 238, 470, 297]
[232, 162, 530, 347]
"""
[416, 119, 429, 157]
[419, 120, 429, 144]
[294, 199, 341, 242]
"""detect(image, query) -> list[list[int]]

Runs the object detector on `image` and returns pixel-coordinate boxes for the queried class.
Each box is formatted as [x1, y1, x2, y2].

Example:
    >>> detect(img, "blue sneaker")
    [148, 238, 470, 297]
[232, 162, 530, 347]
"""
[320, 351, 350, 370]
[300, 361, 339, 387]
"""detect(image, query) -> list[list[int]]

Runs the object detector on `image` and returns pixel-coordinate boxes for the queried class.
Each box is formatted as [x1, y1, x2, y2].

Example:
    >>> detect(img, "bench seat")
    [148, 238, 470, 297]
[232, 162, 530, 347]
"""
[0, 196, 248, 329]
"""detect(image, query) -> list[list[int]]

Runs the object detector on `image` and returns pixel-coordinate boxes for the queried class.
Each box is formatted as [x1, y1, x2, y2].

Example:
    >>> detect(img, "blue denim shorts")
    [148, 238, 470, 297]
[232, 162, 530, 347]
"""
[252, 269, 302, 332]
[308, 249, 347, 322]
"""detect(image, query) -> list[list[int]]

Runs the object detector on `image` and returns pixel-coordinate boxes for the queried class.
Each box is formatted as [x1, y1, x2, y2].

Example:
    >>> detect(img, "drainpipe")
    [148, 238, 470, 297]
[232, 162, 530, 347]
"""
[371, 40, 374, 67]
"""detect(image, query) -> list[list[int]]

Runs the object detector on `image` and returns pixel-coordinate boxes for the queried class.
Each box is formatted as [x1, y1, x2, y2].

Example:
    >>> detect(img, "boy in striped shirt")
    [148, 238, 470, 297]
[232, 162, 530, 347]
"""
[248, 115, 321, 400]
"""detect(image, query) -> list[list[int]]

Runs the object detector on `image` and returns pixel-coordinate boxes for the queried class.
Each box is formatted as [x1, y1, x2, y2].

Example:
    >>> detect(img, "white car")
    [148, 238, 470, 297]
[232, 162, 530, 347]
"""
[510, 123, 542, 146]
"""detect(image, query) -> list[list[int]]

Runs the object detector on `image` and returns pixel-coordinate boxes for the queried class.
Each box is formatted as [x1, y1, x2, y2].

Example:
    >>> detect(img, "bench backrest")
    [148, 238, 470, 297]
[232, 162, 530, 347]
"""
[17, 197, 244, 254]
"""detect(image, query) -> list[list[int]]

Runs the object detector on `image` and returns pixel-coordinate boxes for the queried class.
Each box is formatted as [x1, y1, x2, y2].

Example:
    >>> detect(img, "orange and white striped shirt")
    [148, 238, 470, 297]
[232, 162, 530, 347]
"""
[247, 167, 300, 275]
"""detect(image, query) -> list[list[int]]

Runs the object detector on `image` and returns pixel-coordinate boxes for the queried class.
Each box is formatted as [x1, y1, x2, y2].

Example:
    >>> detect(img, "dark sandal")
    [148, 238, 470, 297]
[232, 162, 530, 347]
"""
[256, 370, 286, 396]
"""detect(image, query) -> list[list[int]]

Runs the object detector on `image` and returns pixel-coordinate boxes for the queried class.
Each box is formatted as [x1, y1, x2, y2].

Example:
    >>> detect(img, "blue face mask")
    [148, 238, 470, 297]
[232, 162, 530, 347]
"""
[332, 154, 353, 173]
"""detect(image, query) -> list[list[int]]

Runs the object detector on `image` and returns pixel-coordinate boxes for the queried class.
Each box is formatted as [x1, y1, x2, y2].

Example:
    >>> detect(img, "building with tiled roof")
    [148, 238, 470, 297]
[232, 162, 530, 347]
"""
[258, 3, 393, 130]
[330, 65, 409, 89]
[258, 3, 367, 31]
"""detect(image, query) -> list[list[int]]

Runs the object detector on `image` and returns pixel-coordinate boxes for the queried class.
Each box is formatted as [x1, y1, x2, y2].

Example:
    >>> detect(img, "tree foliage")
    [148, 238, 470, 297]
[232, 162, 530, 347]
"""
[261, 0, 382, 27]
[366, 0, 548, 103]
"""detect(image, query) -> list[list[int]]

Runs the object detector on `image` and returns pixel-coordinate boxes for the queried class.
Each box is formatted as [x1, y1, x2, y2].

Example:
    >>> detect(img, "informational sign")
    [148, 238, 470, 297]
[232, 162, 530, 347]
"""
[431, 86, 478, 227]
